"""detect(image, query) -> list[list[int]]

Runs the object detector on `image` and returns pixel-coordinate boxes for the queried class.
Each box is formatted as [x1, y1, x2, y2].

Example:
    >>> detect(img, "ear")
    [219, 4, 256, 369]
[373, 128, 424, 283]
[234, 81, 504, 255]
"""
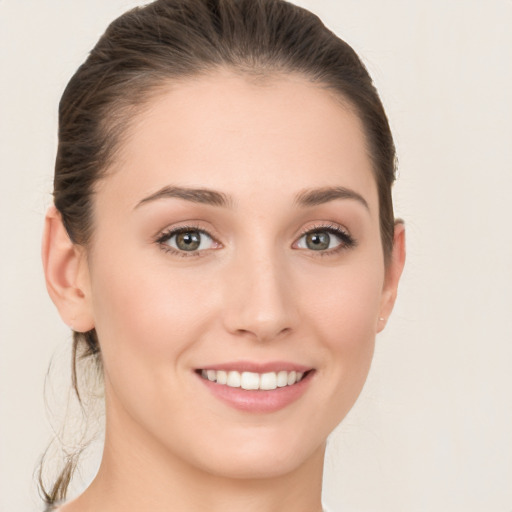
[41, 206, 95, 332]
[377, 221, 406, 332]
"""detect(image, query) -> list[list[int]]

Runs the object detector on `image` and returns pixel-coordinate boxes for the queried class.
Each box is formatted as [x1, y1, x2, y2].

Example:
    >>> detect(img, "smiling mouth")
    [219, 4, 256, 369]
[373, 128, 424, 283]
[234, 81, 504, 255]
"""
[197, 369, 310, 391]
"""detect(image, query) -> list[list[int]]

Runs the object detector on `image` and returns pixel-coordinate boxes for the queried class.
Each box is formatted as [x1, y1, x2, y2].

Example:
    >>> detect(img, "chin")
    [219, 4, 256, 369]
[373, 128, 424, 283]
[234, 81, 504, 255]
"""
[170, 420, 329, 481]
[196, 445, 324, 481]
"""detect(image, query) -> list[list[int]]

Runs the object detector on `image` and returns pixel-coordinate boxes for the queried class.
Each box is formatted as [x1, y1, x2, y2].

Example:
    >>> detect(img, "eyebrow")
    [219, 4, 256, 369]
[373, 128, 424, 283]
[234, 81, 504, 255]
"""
[294, 186, 369, 210]
[135, 184, 369, 211]
[135, 185, 232, 209]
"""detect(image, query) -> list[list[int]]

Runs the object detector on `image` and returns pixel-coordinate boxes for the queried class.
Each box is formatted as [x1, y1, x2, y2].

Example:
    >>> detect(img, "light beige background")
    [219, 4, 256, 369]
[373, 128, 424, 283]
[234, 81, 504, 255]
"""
[1, 1, 511, 511]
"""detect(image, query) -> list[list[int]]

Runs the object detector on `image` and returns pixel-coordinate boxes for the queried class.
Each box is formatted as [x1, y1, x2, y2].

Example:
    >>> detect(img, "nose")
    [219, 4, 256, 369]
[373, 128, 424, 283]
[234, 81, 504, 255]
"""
[221, 248, 299, 342]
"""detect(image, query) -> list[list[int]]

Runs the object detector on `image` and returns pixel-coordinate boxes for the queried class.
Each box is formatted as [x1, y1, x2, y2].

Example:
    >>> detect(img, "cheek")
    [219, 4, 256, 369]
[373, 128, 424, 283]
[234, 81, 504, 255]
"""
[303, 258, 383, 341]
[301, 261, 383, 399]
[88, 248, 214, 377]
[87, 249, 223, 430]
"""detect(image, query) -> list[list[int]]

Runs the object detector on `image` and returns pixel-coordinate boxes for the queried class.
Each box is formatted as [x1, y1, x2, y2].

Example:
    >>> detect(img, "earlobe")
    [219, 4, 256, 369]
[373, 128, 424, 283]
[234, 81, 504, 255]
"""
[42, 206, 95, 332]
[377, 221, 406, 333]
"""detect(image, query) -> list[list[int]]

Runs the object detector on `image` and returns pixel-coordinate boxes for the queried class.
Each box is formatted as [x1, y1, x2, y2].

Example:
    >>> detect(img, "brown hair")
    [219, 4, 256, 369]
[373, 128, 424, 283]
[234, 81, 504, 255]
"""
[40, 0, 397, 505]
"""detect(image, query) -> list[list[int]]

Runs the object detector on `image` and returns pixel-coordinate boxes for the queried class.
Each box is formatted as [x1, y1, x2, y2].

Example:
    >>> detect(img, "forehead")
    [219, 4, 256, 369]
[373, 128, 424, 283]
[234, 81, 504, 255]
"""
[100, 71, 377, 210]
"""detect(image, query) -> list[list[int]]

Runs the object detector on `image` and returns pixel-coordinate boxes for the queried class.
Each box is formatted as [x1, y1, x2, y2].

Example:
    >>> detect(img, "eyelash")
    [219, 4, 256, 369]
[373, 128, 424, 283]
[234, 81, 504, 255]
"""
[155, 223, 356, 257]
[297, 224, 356, 255]
[155, 224, 216, 258]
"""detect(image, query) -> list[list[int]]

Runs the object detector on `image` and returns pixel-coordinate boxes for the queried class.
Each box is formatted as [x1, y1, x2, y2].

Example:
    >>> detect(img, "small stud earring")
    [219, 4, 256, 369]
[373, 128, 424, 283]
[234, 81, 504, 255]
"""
[379, 317, 385, 322]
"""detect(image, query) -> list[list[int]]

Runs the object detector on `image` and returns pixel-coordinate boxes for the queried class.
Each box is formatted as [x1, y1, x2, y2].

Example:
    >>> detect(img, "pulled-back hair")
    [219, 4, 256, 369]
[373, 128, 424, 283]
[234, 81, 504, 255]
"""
[40, 0, 397, 506]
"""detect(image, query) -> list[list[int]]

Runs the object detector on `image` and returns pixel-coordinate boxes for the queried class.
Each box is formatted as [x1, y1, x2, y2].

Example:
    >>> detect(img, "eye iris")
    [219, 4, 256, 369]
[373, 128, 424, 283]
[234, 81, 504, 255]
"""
[176, 231, 201, 251]
[306, 231, 330, 250]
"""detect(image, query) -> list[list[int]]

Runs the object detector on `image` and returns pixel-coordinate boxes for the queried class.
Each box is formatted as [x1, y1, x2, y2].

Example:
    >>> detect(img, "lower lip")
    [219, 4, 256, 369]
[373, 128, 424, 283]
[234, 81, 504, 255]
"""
[196, 371, 314, 413]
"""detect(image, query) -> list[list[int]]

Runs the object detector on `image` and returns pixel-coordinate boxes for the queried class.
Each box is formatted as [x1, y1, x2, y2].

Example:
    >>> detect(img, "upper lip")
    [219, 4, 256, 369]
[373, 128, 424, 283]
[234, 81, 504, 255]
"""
[196, 361, 313, 373]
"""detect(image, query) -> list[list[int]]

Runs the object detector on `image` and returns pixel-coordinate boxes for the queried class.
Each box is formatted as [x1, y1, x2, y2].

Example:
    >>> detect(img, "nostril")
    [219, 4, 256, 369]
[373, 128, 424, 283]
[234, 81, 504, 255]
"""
[234, 324, 293, 343]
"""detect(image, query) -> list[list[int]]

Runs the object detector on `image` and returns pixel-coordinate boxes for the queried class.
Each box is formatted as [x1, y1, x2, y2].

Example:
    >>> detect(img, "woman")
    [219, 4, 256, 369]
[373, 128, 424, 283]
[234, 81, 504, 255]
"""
[40, 0, 405, 510]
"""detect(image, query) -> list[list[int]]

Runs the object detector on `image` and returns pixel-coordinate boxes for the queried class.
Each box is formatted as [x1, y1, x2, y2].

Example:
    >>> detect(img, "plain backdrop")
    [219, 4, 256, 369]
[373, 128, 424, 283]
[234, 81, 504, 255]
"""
[1, 1, 511, 511]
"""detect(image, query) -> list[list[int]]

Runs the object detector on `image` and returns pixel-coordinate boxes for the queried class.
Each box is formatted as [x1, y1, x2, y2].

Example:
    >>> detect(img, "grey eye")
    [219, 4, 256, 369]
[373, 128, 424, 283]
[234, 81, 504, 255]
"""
[304, 232, 331, 250]
[166, 230, 214, 251]
[296, 228, 350, 252]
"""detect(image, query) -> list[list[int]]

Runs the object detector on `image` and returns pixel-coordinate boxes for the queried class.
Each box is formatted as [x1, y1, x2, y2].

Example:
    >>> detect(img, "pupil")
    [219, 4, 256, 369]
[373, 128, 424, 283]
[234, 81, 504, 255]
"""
[306, 232, 330, 250]
[176, 231, 201, 251]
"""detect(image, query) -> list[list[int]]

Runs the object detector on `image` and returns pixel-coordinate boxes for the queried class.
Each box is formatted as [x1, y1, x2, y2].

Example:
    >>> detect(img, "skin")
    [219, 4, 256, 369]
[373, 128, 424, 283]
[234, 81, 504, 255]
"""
[43, 71, 405, 512]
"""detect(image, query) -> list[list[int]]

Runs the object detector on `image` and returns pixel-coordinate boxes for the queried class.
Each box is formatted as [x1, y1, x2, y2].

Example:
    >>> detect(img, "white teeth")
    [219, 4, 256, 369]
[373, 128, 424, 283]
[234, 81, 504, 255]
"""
[276, 370, 288, 387]
[216, 370, 227, 385]
[241, 372, 260, 390]
[200, 369, 308, 390]
[260, 372, 277, 390]
[227, 371, 241, 387]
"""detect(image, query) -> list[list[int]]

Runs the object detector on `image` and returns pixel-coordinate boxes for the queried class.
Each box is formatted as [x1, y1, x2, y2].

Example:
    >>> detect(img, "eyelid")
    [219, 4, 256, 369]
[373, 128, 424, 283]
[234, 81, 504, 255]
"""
[154, 223, 222, 257]
[293, 223, 356, 253]
[298, 222, 351, 237]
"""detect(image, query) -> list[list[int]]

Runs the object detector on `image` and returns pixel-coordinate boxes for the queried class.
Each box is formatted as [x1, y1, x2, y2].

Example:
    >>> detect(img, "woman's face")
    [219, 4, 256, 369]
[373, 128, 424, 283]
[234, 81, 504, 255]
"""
[80, 71, 399, 479]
